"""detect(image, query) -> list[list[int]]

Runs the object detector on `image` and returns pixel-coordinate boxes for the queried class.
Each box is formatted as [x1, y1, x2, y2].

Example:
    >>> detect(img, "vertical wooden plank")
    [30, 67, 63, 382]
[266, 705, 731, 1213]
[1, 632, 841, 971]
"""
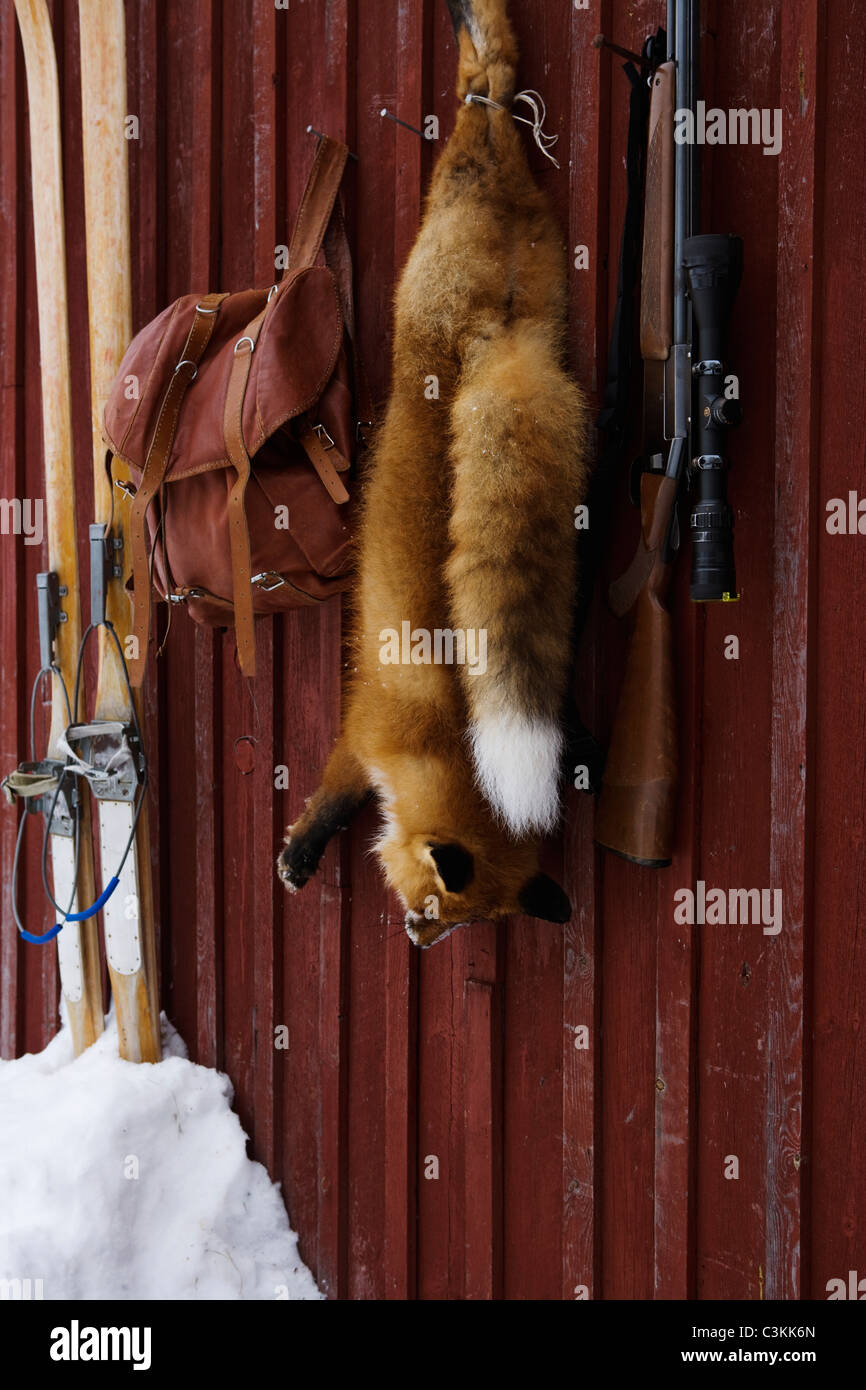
[809, 0, 866, 1300]
[383, 931, 418, 1298]
[342, 0, 406, 1300]
[463, 952, 501, 1300]
[560, 0, 609, 1305]
[194, 629, 223, 1068]
[155, 0, 220, 1061]
[125, 0, 164, 332]
[694, 0, 784, 1301]
[278, 0, 354, 1298]
[276, 606, 349, 1297]
[124, 2, 166, 1015]
[182, 3, 224, 1075]
[316, 0, 353, 1297]
[592, 0, 664, 1301]
[413, 0, 462, 1303]
[650, 7, 714, 1302]
[215, 0, 261, 1153]
[766, 0, 822, 1301]
[276, 11, 323, 1287]
[248, 0, 281, 1181]
[381, 0, 427, 1303]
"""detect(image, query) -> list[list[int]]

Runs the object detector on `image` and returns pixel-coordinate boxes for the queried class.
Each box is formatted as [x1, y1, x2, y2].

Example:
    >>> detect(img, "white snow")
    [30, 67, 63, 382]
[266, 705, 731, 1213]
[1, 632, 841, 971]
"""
[0, 1013, 322, 1301]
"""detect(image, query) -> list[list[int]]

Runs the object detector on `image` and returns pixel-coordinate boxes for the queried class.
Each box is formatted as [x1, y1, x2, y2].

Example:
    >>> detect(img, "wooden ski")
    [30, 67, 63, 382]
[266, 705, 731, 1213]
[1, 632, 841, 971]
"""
[13, 0, 104, 1055]
[79, 0, 160, 1062]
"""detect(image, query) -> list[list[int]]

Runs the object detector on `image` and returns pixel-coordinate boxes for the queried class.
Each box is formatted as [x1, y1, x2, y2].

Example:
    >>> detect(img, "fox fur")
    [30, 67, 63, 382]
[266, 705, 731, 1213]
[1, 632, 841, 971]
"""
[278, 0, 587, 947]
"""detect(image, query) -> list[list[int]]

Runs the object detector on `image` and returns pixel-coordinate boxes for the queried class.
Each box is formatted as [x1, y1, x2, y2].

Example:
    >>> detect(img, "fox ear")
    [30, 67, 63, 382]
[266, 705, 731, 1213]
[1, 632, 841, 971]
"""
[428, 842, 475, 893]
[518, 873, 572, 924]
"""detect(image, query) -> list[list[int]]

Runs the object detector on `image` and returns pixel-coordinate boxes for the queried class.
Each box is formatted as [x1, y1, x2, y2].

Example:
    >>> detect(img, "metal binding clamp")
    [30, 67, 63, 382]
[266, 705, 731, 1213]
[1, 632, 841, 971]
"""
[313, 423, 335, 449]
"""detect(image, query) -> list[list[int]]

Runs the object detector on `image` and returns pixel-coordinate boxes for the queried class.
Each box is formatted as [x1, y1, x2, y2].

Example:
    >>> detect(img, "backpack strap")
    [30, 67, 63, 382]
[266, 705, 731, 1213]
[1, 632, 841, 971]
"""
[222, 137, 364, 679]
[297, 420, 351, 504]
[223, 305, 269, 678]
[293, 135, 373, 440]
[288, 135, 349, 272]
[324, 204, 373, 437]
[128, 291, 227, 686]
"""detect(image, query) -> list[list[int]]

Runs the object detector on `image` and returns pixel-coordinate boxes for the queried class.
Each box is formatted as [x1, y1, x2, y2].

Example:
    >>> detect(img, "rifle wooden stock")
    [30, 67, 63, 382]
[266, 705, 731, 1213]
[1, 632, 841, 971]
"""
[639, 62, 675, 361]
[595, 472, 679, 866]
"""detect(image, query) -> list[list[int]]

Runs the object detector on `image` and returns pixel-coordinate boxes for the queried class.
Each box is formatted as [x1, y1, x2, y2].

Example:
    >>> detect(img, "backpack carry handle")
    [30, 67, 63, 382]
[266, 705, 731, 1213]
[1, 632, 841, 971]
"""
[288, 135, 349, 273]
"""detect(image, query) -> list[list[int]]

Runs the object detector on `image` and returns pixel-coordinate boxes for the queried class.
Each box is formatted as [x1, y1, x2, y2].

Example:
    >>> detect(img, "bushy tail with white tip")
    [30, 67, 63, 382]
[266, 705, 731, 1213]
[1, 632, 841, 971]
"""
[446, 323, 586, 837]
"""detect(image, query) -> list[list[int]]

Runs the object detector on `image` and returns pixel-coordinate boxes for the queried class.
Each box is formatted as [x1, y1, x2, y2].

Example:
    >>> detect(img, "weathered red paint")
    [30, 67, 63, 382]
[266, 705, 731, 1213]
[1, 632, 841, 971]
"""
[2, 0, 863, 1301]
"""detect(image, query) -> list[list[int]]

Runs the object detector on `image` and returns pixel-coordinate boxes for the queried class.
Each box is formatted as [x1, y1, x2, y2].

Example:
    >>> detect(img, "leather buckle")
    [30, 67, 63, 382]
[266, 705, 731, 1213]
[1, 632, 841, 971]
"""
[251, 571, 287, 592]
[114, 478, 137, 498]
[313, 423, 335, 450]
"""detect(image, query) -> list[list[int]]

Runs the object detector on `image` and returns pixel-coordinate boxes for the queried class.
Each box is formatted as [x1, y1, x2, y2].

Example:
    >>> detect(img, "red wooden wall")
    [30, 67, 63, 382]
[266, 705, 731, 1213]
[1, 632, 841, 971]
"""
[2, 0, 863, 1300]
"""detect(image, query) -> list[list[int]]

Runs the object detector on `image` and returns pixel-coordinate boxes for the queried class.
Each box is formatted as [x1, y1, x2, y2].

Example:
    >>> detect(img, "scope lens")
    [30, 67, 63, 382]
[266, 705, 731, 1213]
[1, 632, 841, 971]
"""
[689, 499, 737, 601]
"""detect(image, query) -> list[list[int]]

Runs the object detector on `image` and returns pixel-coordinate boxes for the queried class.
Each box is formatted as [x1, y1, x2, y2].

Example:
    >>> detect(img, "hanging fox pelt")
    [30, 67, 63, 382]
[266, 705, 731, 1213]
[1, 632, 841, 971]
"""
[278, 0, 588, 946]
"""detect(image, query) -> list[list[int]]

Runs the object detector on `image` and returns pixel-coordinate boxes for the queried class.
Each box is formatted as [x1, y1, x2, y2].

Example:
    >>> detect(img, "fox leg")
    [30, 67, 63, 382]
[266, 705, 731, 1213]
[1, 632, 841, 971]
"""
[277, 740, 371, 893]
[446, 0, 518, 103]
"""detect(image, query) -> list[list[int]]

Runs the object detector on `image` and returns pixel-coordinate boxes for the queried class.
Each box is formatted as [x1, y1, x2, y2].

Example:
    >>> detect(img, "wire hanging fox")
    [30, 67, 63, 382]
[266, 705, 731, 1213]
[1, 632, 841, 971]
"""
[278, 0, 588, 947]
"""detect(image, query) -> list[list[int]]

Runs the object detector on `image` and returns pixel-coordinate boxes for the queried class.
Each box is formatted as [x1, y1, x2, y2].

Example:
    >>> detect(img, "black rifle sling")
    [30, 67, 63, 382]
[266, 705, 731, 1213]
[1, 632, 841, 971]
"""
[566, 54, 652, 797]
[575, 57, 650, 640]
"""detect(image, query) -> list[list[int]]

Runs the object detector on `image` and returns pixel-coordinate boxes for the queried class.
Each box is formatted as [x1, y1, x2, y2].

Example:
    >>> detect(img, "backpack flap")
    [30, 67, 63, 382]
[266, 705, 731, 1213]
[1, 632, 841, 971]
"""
[104, 268, 344, 481]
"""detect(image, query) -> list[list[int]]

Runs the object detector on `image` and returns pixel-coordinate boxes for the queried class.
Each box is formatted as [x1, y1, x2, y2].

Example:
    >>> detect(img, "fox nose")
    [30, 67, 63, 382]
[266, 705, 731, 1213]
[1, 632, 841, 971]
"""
[404, 912, 467, 949]
[404, 911, 427, 947]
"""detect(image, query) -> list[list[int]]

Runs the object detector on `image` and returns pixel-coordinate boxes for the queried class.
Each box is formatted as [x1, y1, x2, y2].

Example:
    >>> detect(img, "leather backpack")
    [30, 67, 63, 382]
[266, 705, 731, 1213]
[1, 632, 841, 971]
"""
[103, 135, 368, 685]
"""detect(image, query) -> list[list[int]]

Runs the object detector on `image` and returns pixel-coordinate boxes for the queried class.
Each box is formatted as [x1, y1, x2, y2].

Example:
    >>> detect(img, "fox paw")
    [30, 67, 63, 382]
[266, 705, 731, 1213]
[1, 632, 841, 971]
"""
[277, 835, 321, 893]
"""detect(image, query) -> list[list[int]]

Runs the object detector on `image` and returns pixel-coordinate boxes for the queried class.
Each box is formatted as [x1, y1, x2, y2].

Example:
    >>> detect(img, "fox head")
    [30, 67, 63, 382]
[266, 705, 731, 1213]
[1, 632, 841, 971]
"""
[372, 754, 571, 948]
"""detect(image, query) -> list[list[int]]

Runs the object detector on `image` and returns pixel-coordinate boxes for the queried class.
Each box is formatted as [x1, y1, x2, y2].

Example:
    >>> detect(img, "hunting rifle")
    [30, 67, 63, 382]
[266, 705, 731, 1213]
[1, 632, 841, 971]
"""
[595, 0, 743, 866]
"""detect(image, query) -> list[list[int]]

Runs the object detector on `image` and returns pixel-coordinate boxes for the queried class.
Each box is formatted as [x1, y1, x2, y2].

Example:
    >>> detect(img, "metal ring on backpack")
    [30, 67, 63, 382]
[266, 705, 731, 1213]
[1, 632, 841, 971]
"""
[174, 359, 198, 379]
[234, 336, 255, 355]
[195, 302, 220, 314]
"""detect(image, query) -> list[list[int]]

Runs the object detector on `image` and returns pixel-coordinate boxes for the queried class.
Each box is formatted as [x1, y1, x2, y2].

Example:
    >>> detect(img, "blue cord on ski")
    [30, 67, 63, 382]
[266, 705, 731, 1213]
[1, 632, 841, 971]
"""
[19, 923, 63, 944]
[19, 876, 120, 945]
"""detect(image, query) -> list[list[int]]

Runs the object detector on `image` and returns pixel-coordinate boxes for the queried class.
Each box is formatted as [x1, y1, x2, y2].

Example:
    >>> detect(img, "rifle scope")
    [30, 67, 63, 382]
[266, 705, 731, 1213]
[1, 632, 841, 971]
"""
[683, 233, 744, 601]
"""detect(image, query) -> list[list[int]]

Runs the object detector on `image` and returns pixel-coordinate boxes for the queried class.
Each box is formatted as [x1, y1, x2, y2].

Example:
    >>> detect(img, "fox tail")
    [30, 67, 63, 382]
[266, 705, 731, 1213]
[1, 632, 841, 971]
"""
[446, 323, 587, 838]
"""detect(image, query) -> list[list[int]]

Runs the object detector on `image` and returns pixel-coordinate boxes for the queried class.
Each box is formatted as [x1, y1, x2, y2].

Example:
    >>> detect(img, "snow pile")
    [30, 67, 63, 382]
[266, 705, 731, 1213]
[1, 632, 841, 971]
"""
[0, 1015, 321, 1300]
